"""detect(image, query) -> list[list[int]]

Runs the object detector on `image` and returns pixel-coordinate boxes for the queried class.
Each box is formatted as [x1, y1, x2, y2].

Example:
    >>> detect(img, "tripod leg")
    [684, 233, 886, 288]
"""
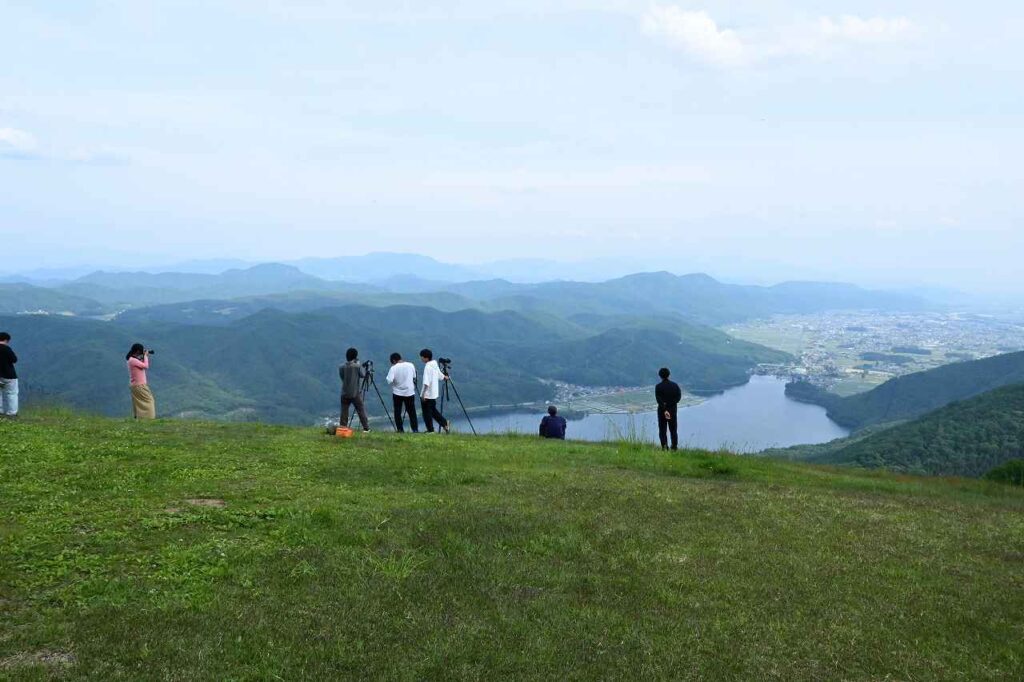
[446, 377, 477, 435]
[370, 376, 397, 432]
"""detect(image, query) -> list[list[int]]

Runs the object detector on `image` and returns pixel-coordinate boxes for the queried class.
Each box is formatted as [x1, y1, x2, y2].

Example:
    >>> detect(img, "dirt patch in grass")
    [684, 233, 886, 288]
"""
[0, 650, 76, 670]
[184, 498, 227, 508]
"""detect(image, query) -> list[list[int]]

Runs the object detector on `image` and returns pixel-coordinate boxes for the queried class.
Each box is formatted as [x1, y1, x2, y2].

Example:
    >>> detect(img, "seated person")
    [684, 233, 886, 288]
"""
[539, 405, 567, 440]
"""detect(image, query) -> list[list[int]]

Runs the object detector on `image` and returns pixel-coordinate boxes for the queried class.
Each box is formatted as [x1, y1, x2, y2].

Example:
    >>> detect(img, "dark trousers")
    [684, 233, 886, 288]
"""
[341, 394, 370, 430]
[658, 405, 679, 450]
[421, 398, 448, 432]
[393, 394, 419, 433]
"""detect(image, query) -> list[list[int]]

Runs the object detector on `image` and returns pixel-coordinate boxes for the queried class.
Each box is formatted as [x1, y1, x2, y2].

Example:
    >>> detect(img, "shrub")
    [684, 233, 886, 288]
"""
[985, 459, 1024, 486]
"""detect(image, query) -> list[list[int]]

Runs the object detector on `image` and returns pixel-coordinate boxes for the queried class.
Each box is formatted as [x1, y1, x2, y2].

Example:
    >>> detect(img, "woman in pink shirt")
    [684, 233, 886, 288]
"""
[126, 343, 156, 420]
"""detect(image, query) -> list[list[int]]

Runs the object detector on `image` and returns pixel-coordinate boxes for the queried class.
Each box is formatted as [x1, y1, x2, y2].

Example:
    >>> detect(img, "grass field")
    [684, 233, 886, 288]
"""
[2, 411, 1024, 680]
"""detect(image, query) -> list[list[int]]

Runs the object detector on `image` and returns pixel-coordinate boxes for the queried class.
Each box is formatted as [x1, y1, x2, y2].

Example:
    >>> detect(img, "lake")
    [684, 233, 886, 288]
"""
[452, 375, 849, 452]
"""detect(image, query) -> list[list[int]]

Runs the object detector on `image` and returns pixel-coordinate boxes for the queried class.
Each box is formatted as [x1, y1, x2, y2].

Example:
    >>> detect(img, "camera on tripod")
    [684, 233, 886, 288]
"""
[362, 360, 374, 373]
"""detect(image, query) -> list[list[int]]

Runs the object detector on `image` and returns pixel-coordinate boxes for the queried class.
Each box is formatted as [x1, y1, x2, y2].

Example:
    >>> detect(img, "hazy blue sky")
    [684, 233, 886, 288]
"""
[1, 1, 1021, 291]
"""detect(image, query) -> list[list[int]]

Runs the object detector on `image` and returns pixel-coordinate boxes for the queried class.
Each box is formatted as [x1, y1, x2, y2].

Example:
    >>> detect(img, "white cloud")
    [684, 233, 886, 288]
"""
[0, 127, 38, 157]
[642, 7, 747, 67]
[643, 6, 921, 68]
[0, 126, 128, 165]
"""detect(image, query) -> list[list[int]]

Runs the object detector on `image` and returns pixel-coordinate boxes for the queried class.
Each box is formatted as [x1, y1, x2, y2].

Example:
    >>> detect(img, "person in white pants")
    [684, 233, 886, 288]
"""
[0, 332, 18, 419]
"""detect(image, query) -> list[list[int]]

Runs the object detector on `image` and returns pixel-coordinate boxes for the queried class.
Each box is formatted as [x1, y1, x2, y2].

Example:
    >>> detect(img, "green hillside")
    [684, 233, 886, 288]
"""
[786, 350, 1024, 429]
[2, 305, 787, 423]
[2, 413, 1022, 680]
[810, 383, 1024, 477]
[113, 290, 480, 325]
[0, 283, 108, 316]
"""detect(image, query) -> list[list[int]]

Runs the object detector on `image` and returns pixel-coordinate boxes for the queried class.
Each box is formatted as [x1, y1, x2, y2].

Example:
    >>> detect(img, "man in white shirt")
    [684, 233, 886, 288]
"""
[386, 352, 419, 433]
[419, 348, 449, 434]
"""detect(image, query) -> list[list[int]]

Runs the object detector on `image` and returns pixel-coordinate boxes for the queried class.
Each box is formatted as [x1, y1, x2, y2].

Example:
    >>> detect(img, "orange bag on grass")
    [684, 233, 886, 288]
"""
[336, 427, 354, 438]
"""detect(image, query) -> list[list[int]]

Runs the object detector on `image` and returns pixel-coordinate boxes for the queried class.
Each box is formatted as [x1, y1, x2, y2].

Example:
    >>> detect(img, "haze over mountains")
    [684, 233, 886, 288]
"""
[0, 252, 932, 426]
[1, 252, 930, 319]
[0, 253, 644, 287]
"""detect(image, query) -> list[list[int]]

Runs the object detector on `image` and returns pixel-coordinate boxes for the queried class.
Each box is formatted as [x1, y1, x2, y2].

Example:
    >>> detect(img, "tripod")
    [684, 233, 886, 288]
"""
[360, 362, 397, 432]
[438, 359, 477, 435]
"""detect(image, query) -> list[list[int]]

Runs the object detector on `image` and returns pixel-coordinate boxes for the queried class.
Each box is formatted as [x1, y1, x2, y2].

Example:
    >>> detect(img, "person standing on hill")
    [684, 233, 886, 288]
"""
[126, 343, 156, 420]
[539, 405, 567, 439]
[386, 352, 419, 433]
[339, 347, 370, 433]
[0, 332, 18, 419]
[419, 348, 449, 434]
[656, 367, 682, 451]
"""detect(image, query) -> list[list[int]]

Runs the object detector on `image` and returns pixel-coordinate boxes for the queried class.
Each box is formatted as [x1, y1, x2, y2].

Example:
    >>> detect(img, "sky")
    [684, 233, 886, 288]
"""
[1, 0, 1022, 293]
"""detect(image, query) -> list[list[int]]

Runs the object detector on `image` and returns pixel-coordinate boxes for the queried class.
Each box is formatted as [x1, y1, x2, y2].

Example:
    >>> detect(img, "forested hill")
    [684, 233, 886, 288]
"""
[0, 283, 106, 316]
[809, 383, 1024, 477]
[1, 305, 787, 424]
[785, 351, 1024, 430]
[1, 267, 928, 324]
[470, 273, 926, 326]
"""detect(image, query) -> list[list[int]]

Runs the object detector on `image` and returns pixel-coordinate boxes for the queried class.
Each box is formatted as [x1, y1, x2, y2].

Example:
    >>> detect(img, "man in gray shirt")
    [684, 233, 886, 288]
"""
[339, 347, 370, 432]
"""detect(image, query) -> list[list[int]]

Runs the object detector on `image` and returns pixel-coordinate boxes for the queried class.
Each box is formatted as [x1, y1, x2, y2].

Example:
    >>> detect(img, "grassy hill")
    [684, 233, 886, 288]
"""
[786, 350, 1024, 430]
[2, 412, 1022, 680]
[807, 383, 1024, 477]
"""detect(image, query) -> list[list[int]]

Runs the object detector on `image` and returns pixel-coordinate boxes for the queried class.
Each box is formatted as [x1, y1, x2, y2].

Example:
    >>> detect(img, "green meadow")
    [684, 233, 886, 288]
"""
[2, 411, 1023, 680]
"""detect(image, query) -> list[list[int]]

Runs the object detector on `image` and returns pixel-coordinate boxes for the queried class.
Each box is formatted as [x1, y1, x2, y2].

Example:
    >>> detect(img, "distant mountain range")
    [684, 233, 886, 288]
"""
[0, 252, 635, 286]
[0, 263, 931, 325]
[0, 258, 944, 427]
[1, 304, 788, 424]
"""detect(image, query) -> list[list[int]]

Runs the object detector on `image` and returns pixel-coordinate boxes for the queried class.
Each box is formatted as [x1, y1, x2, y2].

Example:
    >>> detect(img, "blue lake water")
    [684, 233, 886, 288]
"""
[450, 375, 849, 452]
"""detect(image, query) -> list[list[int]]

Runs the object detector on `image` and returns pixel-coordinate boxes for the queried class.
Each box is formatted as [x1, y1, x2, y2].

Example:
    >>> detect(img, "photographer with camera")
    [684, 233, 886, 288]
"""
[126, 343, 157, 420]
[418, 348, 449, 434]
[386, 352, 419, 433]
[339, 347, 370, 433]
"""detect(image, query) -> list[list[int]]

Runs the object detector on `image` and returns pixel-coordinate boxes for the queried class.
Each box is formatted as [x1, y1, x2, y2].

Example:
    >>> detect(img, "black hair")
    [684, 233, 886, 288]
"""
[547, 405, 558, 416]
[419, 348, 433, 360]
[346, 347, 358, 362]
[126, 343, 145, 361]
[658, 367, 671, 380]
[0, 332, 10, 342]
[390, 352, 402, 363]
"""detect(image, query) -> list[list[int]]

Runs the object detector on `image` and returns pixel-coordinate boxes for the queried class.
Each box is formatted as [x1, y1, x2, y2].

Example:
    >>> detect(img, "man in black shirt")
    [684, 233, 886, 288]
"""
[0, 332, 18, 419]
[655, 367, 681, 450]
[539, 405, 567, 440]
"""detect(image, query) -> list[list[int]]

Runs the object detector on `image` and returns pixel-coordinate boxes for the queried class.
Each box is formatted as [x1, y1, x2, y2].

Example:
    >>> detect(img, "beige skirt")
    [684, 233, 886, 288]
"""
[130, 384, 156, 420]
